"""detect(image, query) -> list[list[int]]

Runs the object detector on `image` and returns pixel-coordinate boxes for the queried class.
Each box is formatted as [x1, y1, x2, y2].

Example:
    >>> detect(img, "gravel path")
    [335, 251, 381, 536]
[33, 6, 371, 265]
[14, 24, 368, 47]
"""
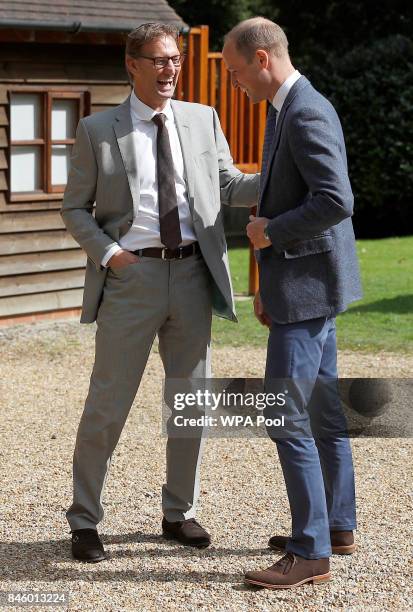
[0, 320, 412, 611]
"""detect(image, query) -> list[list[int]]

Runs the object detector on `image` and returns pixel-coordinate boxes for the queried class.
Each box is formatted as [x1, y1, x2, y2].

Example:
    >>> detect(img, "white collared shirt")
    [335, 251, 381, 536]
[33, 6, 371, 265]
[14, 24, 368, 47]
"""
[272, 69, 301, 119]
[102, 89, 196, 265]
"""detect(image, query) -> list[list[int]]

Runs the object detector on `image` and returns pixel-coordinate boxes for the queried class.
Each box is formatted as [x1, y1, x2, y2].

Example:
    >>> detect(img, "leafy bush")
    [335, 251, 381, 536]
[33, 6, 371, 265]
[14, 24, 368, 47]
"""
[169, 0, 412, 236]
[301, 35, 413, 236]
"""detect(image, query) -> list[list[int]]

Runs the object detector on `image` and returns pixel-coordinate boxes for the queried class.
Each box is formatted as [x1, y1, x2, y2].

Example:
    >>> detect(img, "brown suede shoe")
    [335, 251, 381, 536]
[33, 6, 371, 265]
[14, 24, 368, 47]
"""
[162, 517, 211, 548]
[245, 552, 331, 589]
[269, 530, 356, 555]
[330, 531, 356, 554]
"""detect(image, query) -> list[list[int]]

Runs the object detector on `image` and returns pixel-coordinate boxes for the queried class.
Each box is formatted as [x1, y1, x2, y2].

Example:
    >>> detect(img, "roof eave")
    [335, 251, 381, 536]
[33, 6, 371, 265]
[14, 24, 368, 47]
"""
[0, 19, 189, 34]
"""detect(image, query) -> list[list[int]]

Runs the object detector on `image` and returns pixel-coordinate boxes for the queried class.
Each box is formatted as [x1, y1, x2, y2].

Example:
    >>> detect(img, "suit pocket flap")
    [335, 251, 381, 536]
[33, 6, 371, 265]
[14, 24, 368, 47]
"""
[283, 235, 333, 259]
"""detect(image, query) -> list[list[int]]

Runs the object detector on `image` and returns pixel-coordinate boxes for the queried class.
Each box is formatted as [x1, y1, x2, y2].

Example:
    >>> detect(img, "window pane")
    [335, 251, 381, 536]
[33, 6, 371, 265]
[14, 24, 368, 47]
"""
[10, 94, 43, 141]
[51, 144, 72, 185]
[11, 146, 42, 192]
[52, 99, 78, 140]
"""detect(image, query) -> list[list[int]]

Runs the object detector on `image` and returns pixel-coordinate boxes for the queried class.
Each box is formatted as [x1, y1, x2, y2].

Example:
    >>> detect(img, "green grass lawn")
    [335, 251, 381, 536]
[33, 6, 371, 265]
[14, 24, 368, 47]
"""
[212, 236, 413, 352]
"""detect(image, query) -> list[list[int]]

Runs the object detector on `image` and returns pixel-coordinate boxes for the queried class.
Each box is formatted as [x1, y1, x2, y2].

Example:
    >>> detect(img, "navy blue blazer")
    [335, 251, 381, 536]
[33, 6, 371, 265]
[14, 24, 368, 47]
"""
[258, 76, 362, 323]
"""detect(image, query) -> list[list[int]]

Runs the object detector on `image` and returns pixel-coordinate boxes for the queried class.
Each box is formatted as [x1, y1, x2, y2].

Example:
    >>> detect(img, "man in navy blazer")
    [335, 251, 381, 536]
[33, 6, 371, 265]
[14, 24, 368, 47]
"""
[223, 17, 362, 589]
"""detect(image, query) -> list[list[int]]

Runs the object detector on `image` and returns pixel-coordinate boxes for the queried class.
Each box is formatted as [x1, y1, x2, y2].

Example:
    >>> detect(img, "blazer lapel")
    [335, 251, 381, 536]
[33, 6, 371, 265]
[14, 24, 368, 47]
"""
[171, 100, 196, 215]
[260, 76, 310, 202]
[113, 96, 140, 215]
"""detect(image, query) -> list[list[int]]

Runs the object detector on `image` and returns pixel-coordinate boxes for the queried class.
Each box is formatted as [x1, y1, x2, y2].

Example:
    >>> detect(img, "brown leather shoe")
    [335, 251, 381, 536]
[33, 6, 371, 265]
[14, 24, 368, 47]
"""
[245, 552, 331, 589]
[162, 517, 211, 548]
[269, 530, 356, 555]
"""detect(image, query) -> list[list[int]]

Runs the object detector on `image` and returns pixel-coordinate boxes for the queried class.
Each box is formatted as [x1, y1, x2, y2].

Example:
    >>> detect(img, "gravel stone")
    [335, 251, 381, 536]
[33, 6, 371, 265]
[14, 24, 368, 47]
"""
[0, 320, 412, 611]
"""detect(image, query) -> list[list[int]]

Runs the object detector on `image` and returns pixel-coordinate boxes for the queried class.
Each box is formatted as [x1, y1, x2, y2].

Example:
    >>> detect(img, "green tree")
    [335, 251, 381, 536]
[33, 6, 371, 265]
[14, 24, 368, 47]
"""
[169, 0, 413, 235]
[234, 1, 411, 58]
[169, 0, 253, 49]
[308, 34, 413, 237]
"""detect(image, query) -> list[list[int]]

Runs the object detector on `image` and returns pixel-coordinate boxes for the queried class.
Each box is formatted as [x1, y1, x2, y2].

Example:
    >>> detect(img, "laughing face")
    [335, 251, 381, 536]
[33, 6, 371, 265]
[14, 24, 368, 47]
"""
[126, 35, 181, 110]
[222, 38, 270, 104]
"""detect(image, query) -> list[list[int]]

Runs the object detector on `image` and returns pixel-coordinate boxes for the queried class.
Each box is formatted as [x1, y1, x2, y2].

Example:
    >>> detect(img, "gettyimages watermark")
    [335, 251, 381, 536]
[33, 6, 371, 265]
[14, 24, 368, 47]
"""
[161, 378, 412, 438]
[172, 385, 287, 426]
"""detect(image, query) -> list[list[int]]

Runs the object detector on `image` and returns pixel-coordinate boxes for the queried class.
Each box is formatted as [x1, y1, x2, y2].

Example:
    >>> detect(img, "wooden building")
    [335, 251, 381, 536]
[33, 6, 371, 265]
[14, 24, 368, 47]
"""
[0, 1, 265, 325]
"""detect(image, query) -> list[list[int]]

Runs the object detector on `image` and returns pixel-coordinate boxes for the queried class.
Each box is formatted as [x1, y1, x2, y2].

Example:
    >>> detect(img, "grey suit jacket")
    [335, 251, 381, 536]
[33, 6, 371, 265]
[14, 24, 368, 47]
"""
[258, 76, 362, 323]
[61, 96, 259, 323]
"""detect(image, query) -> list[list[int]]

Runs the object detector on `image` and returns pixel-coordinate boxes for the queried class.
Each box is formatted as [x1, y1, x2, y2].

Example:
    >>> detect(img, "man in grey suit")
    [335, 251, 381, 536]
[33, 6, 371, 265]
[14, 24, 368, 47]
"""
[62, 23, 259, 562]
[223, 18, 362, 588]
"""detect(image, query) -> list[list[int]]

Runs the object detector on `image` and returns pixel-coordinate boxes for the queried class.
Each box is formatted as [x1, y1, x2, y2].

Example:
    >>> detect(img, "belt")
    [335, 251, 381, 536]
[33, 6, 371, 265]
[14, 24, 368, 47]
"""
[133, 242, 200, 260]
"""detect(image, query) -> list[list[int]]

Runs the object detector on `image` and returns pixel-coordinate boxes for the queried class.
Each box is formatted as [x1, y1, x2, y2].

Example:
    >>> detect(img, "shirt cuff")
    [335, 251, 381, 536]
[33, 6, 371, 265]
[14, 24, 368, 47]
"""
[101, 244, 122, 267]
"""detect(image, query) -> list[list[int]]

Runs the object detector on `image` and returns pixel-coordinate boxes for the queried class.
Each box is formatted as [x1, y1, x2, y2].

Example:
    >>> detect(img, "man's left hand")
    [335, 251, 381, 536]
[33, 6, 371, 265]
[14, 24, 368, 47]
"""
[246, 216, 272, 249]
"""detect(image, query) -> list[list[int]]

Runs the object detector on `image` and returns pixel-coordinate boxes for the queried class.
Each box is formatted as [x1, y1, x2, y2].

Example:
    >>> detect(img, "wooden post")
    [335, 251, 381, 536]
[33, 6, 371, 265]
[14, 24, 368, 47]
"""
[208, 54, 219, 107]
[257, 101, 267, 167]
[181, 27, 196, 101]
[238, 90, 245, 163]
[248, 101, 267, 296]
[197, 25, 209, 104]
[176, 34, 186, 100]
[218, 59, 228, 133]
[248, 241, 259, 297]
[180, 26, 267, 297]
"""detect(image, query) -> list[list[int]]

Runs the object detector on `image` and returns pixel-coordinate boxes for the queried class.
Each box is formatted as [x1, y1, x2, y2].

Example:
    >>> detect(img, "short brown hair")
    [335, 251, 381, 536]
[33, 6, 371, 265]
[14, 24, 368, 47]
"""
[126, 23, 179, 58]
[225, 17, 289, 63]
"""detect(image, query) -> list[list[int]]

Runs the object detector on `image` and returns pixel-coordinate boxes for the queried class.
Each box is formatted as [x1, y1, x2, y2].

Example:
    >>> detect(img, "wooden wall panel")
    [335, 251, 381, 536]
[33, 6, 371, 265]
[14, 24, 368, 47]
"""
[0, 128, 7, 147]
[89, 84, 131, 104]
[0, 88, 8, 104]
[1, 63, 74, 80]
[0, 210, 65, 233]
[0, 150, 7, 169]
[0, 107, 8, 126]
[0, 288, 83, 317]
[0, 171, 7, 191]
[0, 268, 85, 297]
[0, 198, 62, 212]
[0, 230, 78, 255]
[0, 250, 86, 276]
[0, 43, 131, 320]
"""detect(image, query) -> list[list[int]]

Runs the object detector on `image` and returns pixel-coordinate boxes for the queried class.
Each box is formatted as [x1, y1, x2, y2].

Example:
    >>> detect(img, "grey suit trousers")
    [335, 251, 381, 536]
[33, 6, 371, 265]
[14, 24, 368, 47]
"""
[66, 252, 212, 530]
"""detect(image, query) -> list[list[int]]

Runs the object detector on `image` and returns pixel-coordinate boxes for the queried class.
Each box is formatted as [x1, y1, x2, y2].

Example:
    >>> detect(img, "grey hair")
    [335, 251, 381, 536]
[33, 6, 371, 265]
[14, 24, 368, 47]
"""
[225, 17, 289, 63]
[126, 22, 179, 58]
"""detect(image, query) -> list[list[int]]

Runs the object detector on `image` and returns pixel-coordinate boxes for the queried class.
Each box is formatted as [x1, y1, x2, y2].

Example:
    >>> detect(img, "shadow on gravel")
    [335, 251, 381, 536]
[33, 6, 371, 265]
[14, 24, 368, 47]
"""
[0, 534, 273, 584]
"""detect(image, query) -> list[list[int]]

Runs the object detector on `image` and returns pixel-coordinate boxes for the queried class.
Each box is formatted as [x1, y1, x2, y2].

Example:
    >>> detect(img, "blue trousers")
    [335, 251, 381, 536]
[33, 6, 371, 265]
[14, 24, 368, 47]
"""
[264, 316, 357, 559]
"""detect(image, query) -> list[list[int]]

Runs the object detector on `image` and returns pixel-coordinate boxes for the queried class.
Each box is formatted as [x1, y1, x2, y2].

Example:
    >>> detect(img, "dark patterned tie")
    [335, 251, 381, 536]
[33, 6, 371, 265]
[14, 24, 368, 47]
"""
[152, 113, 182, 250]
[259, 104, 278, 199]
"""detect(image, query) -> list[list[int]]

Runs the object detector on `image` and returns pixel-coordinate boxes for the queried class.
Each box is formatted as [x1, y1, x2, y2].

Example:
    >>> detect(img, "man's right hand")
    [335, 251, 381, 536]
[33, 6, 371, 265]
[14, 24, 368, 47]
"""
[107, 249, 139, 269]
[253, 291, 272, 328]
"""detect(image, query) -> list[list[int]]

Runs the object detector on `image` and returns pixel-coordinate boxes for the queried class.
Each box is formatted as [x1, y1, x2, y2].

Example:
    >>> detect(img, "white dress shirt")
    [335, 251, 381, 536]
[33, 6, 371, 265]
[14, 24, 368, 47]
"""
[102, 90, 196, 266]
[272, 69, 301, 119]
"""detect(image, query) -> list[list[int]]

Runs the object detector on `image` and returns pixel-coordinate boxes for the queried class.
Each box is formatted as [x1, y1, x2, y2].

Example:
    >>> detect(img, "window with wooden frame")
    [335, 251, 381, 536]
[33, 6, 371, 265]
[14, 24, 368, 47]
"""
[8, 89, 90, 201]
